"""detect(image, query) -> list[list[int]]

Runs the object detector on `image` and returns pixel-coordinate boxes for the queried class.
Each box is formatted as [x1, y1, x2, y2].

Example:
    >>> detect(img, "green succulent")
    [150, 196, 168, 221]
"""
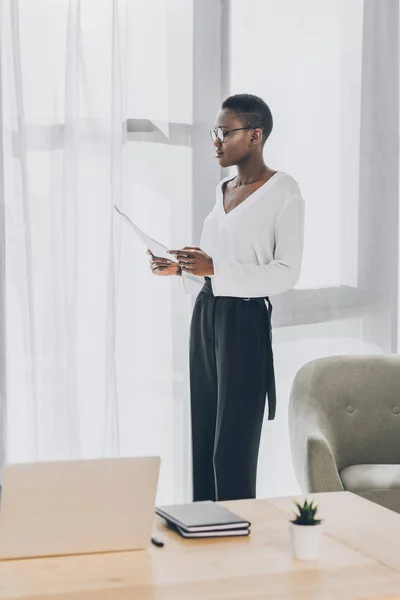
[291, 499, 321, 526]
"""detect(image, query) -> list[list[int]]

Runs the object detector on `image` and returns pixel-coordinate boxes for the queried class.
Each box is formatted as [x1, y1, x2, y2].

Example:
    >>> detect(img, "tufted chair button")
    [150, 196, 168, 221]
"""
[392, 406, 400, 415]
[346, 405, 354, 414]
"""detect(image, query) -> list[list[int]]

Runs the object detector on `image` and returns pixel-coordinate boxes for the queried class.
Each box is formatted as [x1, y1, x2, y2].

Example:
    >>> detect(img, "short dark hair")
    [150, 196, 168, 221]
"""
[221, 94, 273, 142]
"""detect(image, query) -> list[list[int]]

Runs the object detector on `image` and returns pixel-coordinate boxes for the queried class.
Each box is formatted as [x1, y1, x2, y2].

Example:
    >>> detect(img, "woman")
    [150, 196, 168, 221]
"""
[148, 94, 305, 502]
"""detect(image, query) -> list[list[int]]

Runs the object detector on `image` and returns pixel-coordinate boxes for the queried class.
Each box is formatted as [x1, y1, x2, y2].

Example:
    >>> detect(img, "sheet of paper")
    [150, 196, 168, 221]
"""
[114, 206, 177, 262]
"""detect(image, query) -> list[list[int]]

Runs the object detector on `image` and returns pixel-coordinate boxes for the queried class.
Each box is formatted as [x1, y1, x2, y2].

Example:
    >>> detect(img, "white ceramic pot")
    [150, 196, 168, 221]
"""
[289, 521, 322, 561]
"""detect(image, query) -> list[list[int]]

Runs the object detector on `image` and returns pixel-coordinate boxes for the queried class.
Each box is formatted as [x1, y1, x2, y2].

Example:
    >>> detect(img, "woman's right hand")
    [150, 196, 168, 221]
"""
[147, 250, 182, 276]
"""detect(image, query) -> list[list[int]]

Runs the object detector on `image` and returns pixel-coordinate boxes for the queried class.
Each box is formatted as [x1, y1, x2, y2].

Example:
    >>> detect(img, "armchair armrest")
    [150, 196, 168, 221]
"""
[305, 433, 344, 493]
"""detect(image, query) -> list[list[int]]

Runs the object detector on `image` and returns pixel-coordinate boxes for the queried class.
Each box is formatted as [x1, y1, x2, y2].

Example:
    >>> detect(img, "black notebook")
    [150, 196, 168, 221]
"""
[155, 501, 250, 533]
[172, 524, 250, 539]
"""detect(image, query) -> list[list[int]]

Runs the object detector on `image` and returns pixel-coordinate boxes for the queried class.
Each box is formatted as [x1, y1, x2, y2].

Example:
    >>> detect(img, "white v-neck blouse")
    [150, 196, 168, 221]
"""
[182, 171, 305, 298]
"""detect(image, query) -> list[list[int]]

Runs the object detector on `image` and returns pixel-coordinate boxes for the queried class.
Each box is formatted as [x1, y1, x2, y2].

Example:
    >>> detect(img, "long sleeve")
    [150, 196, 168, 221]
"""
[181, 270, 205, 295]
[180, 209, 214, 296]
[211, 194, 305, 298]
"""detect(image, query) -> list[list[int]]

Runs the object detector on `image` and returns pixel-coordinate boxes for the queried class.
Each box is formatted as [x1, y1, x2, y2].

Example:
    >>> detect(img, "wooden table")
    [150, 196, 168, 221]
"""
[1, 492, 400, 599]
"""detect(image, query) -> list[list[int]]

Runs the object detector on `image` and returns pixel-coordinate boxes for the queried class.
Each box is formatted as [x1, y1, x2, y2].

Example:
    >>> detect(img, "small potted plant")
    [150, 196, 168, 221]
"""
[289, 498, 322, 561]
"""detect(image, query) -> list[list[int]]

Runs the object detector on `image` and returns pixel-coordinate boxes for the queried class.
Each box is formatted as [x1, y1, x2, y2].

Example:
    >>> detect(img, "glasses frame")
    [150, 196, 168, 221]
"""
[209, 127, 252, 143]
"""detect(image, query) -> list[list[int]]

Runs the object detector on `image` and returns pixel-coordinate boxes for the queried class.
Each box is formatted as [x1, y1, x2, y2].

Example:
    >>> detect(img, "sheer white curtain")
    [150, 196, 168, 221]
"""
[0, 0, 194, 502]
[2, 0, 397, 505]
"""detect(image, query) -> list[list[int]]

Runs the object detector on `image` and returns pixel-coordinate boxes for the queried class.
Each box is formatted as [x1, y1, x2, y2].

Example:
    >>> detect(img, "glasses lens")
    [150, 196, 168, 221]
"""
[210, 129, 217, 142]
[217, 128, 225, 142]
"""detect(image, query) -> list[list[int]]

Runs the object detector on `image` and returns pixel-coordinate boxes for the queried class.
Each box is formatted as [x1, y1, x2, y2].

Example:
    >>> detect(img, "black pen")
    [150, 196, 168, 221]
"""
[151, 536, 164, 548]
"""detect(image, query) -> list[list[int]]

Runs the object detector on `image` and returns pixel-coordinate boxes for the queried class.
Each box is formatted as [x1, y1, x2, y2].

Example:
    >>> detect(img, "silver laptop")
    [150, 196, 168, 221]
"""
[0, 456, 160, 559]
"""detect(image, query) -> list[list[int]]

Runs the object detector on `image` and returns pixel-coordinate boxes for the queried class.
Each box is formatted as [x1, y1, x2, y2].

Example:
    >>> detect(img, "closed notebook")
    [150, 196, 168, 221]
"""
[155, 500, 250, 533]
[174, 525, 250, 539]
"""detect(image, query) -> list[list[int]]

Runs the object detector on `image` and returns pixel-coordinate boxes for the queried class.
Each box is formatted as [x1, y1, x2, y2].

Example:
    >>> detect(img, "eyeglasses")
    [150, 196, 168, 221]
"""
[209, 127, 252, 143]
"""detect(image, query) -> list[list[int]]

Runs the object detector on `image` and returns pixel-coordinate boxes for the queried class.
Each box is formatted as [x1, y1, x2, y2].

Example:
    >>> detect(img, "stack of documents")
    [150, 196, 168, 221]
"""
[114, 205, 177, 262]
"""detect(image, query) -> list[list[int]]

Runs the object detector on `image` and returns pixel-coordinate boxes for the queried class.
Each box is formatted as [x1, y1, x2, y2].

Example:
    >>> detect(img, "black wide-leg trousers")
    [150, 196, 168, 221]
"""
[189, 277, 276, 502]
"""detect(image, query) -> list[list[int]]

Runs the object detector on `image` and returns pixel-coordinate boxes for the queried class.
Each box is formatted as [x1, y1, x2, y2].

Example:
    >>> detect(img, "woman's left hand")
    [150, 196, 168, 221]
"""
[167, 247, 214, 276]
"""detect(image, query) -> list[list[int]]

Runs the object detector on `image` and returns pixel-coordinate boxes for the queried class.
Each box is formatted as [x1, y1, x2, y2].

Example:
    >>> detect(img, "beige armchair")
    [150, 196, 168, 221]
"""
[289, 355, 400, 513]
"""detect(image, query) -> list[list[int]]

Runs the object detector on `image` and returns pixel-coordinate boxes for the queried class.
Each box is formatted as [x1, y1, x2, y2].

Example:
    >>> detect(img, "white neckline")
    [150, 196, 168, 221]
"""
[218, 171, 285, 216]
